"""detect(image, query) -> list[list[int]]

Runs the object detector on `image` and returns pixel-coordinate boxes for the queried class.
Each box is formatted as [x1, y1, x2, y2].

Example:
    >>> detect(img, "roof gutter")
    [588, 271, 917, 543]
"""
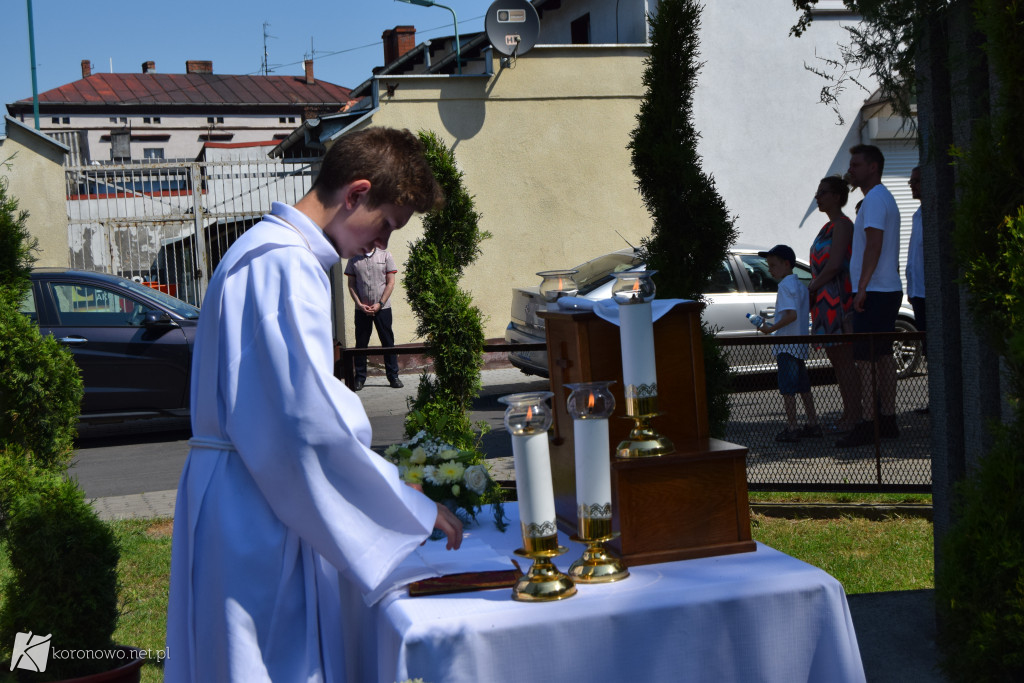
[269, 117, 322, 158]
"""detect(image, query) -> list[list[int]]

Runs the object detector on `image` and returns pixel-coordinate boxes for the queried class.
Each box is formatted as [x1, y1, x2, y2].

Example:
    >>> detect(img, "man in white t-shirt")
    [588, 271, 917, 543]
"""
[838, 144, 903, 448]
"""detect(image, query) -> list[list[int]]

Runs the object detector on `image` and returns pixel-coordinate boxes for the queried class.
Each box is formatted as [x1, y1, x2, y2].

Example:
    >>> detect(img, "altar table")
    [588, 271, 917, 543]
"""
[342, 503, 866, 683]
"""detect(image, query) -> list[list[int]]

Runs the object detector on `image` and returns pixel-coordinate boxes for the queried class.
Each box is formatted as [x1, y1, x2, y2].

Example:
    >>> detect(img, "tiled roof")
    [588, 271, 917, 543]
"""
[12, 72, 354, 108]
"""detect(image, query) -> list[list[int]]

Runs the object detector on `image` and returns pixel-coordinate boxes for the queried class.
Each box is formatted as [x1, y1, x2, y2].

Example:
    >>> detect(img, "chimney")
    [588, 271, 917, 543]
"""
[304, 59, 315, 85]
[382, 26, 416, 65]
[185, 60, 214, 75]
[142, 61, 156, 74]
[81, 60, 92, 78]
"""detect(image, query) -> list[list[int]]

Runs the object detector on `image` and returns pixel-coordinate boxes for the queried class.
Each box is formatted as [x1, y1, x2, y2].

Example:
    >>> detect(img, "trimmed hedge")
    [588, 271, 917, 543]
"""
[403, 131, 490, 449]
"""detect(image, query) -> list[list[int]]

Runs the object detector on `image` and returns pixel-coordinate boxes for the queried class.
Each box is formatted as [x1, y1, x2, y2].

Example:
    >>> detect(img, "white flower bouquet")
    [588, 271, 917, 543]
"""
[385, 431, 507, 532]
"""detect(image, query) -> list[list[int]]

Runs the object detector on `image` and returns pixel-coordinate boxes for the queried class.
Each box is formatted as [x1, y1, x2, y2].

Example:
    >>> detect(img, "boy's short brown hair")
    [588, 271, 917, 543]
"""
[312, 127, 445, 212]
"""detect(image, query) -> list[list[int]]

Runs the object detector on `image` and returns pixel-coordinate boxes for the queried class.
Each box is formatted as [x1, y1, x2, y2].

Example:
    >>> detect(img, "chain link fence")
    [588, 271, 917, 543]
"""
[719, 331, 930, 493]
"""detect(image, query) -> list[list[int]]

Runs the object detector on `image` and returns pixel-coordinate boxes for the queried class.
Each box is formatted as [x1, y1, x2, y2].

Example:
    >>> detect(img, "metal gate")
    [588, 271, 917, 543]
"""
[65, 155, 320, 306]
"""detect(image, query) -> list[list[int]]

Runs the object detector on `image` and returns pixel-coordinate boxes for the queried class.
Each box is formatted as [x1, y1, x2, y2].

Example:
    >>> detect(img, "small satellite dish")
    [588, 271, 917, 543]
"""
[485, 0, 541, 57]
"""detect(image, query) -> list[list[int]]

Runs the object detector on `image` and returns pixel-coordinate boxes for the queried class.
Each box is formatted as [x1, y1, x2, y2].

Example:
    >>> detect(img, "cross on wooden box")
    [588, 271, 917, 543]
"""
[539, 302, 755, 565]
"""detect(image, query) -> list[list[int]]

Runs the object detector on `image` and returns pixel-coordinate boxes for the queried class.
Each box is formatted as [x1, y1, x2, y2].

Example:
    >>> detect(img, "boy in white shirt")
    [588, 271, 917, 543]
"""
[755, 245, 821, 443]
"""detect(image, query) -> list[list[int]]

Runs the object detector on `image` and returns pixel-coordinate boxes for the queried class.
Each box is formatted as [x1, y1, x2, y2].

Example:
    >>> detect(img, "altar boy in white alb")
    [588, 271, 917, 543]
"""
[165, 128, 462, 682]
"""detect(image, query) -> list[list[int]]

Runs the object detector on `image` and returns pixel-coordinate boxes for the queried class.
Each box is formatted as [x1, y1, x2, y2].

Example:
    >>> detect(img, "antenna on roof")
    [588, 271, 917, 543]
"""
[261, 22, 277, 75]
[616, 231, 637, 250]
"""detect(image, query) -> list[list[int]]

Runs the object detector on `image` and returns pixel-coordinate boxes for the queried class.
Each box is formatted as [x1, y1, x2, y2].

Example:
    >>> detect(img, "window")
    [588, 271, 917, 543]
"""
[154, 117, 161, 124]
[18, 289, 38, 324]
[49, 283, 152, 327]
[706, 260, 739, 294]
[51, 117, 60, 124]
[739, 254, 812, 293]
[143, 116, 160, 124]
[110, 117, 118, 123]
[207, 116, 224, 124]
[63, 117, 70, 124]
[571, 13, 591, 45]
[143, 148, 165, 159]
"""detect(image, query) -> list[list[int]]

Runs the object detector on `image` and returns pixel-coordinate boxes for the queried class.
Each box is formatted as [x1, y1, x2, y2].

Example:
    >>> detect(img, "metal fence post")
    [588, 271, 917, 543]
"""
[190, 161, 210, 303]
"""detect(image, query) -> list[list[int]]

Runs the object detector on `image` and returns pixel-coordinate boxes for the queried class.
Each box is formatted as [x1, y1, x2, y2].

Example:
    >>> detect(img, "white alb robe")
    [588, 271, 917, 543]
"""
[165, 202, 437, 682]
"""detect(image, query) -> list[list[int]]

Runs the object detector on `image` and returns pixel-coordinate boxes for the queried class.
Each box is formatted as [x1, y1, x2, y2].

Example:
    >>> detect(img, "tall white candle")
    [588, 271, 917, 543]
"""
[511, 432, 557, 534]
[618, 301, 657, 390]
[573, 419, 611, 513]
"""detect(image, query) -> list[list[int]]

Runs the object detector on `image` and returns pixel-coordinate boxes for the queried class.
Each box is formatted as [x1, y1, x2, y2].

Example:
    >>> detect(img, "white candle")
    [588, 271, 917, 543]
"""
[573, 418, 611, 512]
[618, 301, 657, 390]
[511, 432, 557, 533]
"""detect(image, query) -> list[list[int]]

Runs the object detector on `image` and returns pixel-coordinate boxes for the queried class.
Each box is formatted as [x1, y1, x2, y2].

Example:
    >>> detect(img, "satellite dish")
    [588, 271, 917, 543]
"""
[485, 0, 541, 57]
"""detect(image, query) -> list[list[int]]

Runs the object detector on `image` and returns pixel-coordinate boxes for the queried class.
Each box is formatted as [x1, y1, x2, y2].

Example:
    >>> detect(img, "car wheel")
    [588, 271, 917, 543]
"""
[893, 317, 922, 379]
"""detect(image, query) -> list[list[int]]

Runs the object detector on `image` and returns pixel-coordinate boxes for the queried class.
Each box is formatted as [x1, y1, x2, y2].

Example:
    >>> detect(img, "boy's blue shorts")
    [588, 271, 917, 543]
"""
[777, 352, 811, 396]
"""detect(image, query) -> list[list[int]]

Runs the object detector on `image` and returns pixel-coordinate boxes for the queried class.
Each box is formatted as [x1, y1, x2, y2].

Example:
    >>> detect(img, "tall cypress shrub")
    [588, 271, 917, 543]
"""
[403, 131, 491, 449]
[627, 0, 738, 436]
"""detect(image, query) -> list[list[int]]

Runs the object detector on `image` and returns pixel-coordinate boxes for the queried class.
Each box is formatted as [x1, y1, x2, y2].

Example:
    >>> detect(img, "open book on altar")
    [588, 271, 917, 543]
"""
[365, 537, 521, 604]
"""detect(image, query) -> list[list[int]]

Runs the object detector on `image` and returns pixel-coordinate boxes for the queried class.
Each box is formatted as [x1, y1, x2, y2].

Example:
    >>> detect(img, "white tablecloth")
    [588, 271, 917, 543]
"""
[345, 503, 866, 683]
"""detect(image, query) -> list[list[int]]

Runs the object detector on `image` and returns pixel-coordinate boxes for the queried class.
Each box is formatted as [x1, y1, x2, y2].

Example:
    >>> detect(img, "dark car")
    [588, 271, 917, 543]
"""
[22, 269, 200, 421]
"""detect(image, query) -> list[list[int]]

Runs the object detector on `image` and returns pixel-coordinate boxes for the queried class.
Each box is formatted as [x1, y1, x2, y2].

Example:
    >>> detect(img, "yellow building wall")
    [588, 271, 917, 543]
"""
[0, 124, 68, 267]
[333, 46, 650, 349]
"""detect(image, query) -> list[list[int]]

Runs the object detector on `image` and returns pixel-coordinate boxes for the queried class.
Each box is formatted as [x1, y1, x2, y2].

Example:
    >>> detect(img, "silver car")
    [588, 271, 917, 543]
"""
[504, 246, 921, 377]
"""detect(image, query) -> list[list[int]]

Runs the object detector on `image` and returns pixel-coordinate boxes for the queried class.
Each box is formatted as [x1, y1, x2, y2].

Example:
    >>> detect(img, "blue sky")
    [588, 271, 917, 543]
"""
[2, 1, 490, 112]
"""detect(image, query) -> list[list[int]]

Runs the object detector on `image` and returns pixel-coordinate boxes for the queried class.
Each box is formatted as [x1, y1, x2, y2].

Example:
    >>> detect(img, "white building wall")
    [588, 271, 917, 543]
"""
[691, 1, 876, 257]
[29, 112, 300, 162]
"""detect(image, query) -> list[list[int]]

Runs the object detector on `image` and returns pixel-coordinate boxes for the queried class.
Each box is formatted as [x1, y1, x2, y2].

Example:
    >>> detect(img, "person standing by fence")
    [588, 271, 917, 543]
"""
[345, 247, 403, 390]
[807, 174, 861, 432]
[838, 144, 903, 448]
[756, 244, 822, 443]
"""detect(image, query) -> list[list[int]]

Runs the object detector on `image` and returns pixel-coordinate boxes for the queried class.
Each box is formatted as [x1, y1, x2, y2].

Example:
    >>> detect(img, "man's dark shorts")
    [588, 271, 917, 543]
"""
[852, 290, 903, 361]
[776, 352, 811, 396]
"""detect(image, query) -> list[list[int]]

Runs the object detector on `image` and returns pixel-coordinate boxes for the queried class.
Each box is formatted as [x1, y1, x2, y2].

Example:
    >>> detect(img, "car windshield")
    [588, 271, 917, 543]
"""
[572, 250, 644, 296]
[122, 279, 201, 319]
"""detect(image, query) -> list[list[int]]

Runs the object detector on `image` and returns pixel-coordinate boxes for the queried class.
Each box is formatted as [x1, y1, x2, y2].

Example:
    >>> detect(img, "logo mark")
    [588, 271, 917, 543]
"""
[10, 632, 51, 673]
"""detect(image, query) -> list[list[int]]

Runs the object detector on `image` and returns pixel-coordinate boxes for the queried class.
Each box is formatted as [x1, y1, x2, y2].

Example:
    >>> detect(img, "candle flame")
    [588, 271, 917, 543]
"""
[632, 279, 641, 292]
[526, 405, 533, 421]
[588, 393, 595, 409]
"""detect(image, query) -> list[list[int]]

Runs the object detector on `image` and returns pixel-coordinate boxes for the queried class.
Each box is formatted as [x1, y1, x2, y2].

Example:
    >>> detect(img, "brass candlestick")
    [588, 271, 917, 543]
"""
[611, 271, 674, 459]
[500, 392, 577, 603]
[569, 507, 629, 583]
[512, 527, 577, 602]
[564, 381, 629, 582]
[617, 391, 675, 458]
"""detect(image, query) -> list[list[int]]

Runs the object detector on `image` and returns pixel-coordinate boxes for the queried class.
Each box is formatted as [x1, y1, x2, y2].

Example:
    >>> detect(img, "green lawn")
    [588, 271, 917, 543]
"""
[1, 506, 934, 683]
[110, 519, 173, 683]
[750, 513, 934, 594]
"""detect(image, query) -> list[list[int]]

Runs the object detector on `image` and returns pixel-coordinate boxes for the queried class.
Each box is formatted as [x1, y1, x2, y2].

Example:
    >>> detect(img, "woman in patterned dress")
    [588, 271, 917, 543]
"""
[807, 175, 861, 431]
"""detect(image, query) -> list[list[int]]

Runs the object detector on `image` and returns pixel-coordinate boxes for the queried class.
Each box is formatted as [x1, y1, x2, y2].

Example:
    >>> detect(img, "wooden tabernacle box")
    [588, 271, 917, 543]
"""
[539, 302, 756, 566]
